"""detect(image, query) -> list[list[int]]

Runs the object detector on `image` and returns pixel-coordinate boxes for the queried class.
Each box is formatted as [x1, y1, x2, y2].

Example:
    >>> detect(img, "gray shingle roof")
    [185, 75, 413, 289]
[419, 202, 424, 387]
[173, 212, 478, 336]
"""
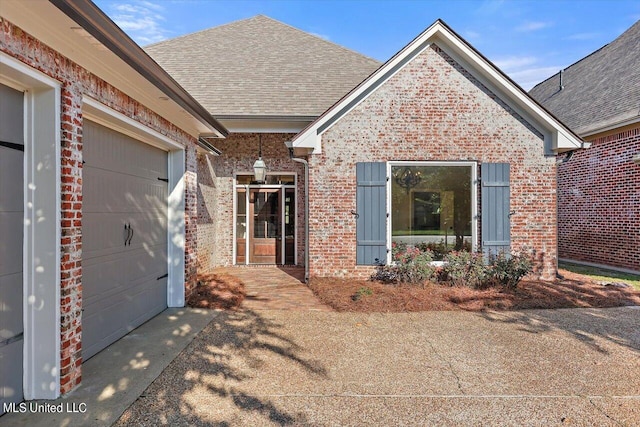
[529, 20, 640, 136]
[144, 15, 381, 117]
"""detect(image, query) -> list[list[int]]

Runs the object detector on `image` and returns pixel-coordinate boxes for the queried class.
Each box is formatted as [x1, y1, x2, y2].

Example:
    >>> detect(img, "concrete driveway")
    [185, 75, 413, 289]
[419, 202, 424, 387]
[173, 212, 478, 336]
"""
[113, 306, 640, 426]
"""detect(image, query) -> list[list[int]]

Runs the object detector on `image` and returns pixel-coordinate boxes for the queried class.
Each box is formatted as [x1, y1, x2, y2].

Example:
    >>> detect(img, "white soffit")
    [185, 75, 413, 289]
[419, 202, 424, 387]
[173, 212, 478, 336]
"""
[1, 0, 219, 138]
[291, 20, 583, 154]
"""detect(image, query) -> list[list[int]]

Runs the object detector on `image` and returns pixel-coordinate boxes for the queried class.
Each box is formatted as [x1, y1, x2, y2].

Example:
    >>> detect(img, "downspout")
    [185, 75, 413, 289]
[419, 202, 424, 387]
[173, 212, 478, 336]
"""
[285, 142, 310, 283]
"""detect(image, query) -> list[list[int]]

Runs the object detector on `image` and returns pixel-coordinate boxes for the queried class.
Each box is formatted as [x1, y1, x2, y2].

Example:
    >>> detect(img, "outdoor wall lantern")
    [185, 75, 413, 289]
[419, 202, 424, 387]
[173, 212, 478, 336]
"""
[633, 153, 640, 165]
[253, 134, 267, 183]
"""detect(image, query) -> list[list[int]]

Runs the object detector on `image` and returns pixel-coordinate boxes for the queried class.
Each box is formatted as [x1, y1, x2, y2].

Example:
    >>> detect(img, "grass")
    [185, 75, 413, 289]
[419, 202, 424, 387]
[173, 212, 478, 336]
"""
[559, 261, 640, 291]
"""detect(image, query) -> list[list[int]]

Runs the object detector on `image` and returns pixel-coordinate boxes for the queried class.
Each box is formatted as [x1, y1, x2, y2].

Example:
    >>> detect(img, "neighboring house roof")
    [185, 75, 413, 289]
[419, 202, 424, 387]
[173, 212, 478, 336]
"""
[145, 15, 381, 120]
[291, 19, 585, 155]
[1, 0, 227, 141]
[529, 20, 640, 137]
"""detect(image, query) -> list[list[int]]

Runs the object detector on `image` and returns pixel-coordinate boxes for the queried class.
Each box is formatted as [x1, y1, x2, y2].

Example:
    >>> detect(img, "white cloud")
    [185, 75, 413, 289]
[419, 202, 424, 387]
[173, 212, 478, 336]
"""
[565, 32, 601, 41]
[516, 21, 553, 32]
[493, 56, 537, 70]
[464, 30, 481, 41]
[509, 66, 564, 90]
[492, 56, 562, 90]
[108, 1, 170, 45]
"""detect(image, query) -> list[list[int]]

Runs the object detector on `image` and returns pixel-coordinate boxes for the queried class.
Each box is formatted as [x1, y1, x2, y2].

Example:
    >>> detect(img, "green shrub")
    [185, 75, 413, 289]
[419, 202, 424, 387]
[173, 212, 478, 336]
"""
[373, 245, 435, 285]
[442, 251, 488, 288]
[352, 286, 374, 301]
[488, 252, 533, 289]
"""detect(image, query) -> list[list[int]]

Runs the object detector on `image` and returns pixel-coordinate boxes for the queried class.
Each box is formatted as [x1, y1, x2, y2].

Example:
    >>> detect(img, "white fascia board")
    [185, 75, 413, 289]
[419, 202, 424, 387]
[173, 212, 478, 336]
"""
[292, 21, 583, 154]
[431, 31, 583, 152]
[82, 96, 183, 151]
[292, 25, 442, 154]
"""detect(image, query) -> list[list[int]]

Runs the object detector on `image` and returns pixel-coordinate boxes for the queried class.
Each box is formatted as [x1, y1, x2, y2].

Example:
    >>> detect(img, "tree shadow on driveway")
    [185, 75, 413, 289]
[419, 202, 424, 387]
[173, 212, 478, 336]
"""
[478, 306, 640, 355]
[114, 309, 327, 426]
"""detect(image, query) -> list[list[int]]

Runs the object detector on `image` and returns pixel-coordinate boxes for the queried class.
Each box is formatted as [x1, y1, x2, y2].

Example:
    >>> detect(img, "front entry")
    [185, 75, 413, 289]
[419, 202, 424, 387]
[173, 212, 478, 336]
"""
[236, 177, 296, 265]
[249, 189, 280, 264]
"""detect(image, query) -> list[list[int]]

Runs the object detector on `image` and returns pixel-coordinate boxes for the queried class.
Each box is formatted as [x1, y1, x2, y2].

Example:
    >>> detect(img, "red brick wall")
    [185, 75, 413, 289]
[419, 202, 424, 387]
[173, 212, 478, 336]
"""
[309, 44, 558, 280]
[558, 125, 640, 271]
[201, 133, 304, 266]
[1, 19, 198, 394]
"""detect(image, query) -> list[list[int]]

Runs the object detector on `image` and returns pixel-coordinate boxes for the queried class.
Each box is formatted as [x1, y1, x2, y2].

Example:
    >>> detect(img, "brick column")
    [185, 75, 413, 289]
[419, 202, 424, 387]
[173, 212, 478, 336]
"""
[184, 142, 198, 296]
[59, 84, 83, 394]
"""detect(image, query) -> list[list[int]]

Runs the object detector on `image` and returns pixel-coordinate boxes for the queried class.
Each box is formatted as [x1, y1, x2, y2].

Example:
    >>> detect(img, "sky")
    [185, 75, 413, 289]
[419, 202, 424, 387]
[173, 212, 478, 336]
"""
[93, 0, 640, 90]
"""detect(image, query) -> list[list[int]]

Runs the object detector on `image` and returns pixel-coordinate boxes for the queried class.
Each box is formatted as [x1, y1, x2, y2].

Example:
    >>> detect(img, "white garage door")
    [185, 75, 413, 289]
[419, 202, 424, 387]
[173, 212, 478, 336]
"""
[0, 83, 24, 414]
[82, 121, 168, 360]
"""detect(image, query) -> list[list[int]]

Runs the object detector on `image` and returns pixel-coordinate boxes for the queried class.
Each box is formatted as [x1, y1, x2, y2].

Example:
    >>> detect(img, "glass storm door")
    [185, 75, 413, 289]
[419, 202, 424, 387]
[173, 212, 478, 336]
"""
[249, 189, 281, 264]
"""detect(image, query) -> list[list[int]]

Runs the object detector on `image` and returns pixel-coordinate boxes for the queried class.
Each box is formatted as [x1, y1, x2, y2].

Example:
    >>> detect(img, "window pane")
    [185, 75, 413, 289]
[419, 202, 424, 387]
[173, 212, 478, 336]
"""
[391, 165, 472, 252]
[236, 190, 246, 238]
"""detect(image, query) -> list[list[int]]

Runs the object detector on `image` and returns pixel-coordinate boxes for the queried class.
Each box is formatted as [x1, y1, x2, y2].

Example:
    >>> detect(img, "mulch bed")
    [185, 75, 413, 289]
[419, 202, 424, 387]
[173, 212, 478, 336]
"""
[186, 273, 246, 310]
[309, 269, 640, 312]
[187, 269, 640, 312]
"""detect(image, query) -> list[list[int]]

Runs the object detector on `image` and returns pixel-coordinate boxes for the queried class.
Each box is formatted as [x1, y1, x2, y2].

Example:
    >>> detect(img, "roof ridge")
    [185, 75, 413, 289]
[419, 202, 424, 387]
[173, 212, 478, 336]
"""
[144, 15, 262, 48]
[249, 15, 381, 64]
[145, 14, 380, 64]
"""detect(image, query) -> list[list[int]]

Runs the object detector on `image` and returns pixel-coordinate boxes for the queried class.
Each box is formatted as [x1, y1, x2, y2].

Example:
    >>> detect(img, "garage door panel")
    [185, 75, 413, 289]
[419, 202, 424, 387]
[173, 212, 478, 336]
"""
[83, 120, 168, 361]
[0, 147, 24, 211]
[82, 275, 165, 360]
[84, 122, 167, 181]
[83, 167, 168, 214]
[83, 213, 167, 261]
[0, 212, 23, 276]
[0, 84, 24, 145]
[0, 340, 23, 407]
[0, 272, 23, 339]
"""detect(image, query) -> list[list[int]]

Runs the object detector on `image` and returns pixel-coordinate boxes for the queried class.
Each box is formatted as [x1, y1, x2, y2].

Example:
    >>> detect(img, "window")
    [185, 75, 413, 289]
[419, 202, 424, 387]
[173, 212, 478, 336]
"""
[390, 163, 474, 252]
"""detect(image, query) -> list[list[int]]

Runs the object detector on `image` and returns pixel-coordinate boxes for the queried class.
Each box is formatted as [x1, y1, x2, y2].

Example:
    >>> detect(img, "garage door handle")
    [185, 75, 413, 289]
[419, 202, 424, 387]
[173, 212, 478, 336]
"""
[124, 224, 134, 246]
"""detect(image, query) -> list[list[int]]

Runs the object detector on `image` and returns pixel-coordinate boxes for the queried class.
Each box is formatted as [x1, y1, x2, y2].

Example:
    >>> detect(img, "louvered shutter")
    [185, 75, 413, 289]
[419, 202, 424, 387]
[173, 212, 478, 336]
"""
[356, 162, 387, 265]
[481, 163, 511, 259]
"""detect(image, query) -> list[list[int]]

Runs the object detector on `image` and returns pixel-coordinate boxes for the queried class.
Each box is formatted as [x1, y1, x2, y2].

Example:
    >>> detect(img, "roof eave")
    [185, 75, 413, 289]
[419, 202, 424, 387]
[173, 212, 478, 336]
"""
[291, 19, 584, 155]
[49, 0, 228, 138]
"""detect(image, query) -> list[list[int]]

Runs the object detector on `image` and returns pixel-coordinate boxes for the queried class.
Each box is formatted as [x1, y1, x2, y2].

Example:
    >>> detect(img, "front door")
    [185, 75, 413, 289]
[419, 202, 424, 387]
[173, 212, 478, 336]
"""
[249, 189, 281, 263]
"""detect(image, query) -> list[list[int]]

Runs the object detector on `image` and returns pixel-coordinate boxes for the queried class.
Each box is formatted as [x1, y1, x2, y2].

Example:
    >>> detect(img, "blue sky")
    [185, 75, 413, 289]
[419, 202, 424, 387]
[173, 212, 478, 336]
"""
[94, 0, 640, 89]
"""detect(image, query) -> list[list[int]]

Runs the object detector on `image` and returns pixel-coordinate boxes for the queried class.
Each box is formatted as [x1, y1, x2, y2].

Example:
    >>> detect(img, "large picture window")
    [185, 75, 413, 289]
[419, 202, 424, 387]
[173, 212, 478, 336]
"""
[390, 163, 475, 252]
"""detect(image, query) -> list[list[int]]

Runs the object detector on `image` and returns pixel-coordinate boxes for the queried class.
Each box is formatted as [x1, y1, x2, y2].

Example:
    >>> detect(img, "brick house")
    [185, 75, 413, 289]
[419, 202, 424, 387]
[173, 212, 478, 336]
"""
[530, 20, 640, 273]
[1, 0, 226, 409]
[1, 2, 587, 409]
[149, 17, 585, 282]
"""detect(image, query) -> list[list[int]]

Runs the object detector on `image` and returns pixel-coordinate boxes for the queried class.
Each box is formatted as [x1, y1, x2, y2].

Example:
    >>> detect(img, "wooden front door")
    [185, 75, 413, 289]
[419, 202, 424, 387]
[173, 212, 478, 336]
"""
[249, 189, 281, 264]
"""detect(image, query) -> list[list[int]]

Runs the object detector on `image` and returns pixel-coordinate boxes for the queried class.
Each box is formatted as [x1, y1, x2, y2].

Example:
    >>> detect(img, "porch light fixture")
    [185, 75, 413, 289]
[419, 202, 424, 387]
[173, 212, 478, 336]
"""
[633, 153, 640, 165]
[394, 166, 422, 193]
[253, 134, 267, 183]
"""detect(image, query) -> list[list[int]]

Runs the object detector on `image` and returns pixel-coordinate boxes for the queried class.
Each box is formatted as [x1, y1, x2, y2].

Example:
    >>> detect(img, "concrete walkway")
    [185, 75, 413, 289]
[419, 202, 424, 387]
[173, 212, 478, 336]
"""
[214, 266, 333, 311]
[112, 306, 640, 426]
[0, 308, 217, 427]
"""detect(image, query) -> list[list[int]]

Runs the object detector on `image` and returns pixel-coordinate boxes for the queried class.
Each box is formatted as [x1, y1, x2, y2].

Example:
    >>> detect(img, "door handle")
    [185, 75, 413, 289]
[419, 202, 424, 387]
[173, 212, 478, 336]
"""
[127, 224, 134, 246]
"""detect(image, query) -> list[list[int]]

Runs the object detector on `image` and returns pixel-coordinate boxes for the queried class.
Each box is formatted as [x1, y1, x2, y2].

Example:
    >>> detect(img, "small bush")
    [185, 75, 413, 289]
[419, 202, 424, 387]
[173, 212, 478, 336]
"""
[373, 245, 435, 285]
[488, 252, 533, 289]
[352, 286, 374, 301]
[442, 251, 488, 288]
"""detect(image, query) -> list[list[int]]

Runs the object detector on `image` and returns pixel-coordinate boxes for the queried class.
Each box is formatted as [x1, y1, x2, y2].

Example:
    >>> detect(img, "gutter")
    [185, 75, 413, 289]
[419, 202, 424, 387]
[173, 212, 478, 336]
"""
[285, 141, 310, 283]
[49, 0, 228, 138]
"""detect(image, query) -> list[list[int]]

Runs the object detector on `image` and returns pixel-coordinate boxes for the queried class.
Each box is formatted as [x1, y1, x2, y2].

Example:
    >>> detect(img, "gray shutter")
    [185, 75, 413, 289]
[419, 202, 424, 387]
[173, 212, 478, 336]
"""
[356, 162, 387, 265]
[481, 163, 511, 259]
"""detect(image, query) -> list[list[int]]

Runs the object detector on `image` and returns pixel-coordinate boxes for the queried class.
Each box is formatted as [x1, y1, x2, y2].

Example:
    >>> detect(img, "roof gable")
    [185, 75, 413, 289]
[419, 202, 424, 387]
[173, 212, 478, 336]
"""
[529, 20, 640, 136]
[145, 15, 381, 119]
[291, 19, 584, 154]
